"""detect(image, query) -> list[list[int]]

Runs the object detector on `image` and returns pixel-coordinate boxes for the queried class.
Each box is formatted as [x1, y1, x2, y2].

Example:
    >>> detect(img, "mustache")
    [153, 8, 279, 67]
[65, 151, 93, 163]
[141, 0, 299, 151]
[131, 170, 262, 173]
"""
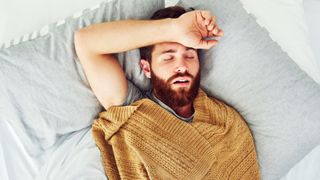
[167, 72, 194, 84]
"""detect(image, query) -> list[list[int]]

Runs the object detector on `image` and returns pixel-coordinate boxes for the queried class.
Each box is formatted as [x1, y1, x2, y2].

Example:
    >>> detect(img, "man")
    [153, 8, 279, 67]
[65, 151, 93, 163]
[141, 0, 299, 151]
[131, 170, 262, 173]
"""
[75, 6, 260, 180]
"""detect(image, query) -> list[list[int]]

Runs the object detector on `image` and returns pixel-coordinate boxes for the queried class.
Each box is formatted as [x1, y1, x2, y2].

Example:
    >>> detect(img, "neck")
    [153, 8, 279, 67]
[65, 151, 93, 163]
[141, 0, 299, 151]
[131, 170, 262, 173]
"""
[172, 103, 194, 118]
[151, 91, 194, 118]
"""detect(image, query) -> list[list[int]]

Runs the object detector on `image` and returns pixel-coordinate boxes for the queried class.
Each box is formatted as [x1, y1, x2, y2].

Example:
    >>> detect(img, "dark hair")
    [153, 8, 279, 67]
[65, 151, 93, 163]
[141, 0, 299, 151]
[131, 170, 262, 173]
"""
[139, 6, 200, 63]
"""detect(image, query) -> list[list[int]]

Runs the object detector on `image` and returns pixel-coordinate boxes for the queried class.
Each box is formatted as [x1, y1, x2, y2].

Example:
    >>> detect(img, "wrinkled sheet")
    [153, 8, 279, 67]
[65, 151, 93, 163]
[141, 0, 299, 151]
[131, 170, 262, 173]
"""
[281, 144, 320, 180]
[0, 0, 164, 179]
[1, 0, 319, 179]
[0, 121, 106, 180]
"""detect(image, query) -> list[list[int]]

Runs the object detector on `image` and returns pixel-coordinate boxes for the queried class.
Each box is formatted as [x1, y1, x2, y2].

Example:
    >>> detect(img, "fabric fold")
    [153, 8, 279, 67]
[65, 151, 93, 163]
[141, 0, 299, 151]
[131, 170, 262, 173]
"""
[92, 88, 260, 179]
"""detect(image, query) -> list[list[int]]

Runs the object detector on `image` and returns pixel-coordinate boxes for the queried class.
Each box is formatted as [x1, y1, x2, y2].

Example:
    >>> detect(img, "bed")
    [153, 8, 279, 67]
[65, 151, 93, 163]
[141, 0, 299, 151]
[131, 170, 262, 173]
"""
[1, 0, 320, 179]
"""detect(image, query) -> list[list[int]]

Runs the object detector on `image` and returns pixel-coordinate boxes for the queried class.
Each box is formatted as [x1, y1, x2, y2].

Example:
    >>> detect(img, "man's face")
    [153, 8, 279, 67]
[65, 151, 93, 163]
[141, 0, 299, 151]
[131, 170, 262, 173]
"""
[141, 42, 201, 108]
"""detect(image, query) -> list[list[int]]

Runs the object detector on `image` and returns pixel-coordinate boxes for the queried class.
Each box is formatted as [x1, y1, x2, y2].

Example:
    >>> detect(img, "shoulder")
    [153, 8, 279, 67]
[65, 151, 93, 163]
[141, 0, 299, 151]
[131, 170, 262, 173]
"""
[206, 95, 248, 126]
[98, 96, 152, 120]
[207, 96, 239, 114]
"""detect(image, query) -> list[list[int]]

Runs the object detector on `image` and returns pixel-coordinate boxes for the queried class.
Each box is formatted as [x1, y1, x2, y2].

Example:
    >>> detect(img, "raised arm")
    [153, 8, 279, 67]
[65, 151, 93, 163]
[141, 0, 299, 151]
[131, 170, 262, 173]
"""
[74, 10, 223, 110]
[75, 19, 175, 54]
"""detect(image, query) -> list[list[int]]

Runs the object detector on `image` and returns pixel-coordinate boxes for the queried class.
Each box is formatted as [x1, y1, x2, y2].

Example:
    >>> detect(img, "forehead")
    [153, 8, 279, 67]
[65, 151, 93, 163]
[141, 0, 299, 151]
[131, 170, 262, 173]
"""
[152, 42, 196, 56]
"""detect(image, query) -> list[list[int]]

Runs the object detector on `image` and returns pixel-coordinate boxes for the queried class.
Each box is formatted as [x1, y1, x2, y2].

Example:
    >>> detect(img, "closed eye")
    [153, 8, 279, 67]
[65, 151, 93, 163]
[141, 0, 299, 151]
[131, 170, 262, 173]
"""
[185, 51, 196, 60]
[163, 56, 174, 61]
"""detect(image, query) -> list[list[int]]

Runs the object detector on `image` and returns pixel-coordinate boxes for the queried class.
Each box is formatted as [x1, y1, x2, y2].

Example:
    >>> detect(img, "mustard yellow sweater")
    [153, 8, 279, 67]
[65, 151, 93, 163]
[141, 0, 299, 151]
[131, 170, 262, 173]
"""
[92, 89, 260, 180]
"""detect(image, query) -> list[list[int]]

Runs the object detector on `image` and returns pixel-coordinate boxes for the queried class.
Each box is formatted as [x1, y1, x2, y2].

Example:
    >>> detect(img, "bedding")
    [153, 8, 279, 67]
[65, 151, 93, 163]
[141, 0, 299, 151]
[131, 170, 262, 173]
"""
[2, 0, 319, 86]
[34, 127, 106, 180]
[239, 0, 320, 84]
[0, 122, 106, 180]
[281, 144, 320, 180]
[1, 0, 320, 179]
[0, 0, 164, 179]
[303, 0, 320, 66]
[175, 0, 320, 179]
[0, 0, 105, 47]
[93, 89, 260, 179]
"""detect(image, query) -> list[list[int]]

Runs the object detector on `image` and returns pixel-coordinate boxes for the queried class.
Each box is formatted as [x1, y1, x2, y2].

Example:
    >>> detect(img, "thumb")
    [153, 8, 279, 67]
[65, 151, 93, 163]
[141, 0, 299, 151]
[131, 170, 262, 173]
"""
[195, 39, 218, 49]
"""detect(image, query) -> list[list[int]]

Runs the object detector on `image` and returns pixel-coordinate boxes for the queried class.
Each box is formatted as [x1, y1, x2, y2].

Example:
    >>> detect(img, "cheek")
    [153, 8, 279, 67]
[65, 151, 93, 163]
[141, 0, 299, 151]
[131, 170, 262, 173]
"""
[151, 65, 170, 80]
[190, 61, 200, 76]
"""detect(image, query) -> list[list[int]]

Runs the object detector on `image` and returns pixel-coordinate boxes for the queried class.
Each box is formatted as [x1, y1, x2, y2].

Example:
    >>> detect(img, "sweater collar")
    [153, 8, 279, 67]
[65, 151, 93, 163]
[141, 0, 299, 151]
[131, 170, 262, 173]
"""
[146, 90, 195, 122]
[193, 88, 211, 122]
[136, 88, 210, 124]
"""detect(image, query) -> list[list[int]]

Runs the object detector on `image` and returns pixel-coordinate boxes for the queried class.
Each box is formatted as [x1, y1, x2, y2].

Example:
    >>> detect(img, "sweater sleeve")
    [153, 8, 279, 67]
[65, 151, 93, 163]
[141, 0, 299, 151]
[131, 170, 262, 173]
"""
[91, 105, 139, 179]
[208, 96, 261, 179]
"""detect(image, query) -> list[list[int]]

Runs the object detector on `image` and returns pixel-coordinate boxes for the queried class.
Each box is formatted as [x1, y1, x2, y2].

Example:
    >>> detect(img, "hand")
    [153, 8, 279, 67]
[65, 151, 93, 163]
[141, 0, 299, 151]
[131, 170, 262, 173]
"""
[173, 10, 224, 49]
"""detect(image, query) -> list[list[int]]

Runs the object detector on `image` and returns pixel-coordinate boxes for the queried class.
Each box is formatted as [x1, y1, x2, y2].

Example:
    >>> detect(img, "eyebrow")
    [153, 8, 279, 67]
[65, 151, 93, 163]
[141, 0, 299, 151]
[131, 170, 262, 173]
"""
[160, 47, 196, 55]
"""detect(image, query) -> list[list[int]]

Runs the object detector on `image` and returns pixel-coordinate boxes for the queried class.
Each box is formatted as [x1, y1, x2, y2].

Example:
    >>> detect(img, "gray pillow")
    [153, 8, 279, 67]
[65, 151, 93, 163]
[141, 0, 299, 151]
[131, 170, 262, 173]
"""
[0, 0, 164, 152]
[174, 0, 320, 180]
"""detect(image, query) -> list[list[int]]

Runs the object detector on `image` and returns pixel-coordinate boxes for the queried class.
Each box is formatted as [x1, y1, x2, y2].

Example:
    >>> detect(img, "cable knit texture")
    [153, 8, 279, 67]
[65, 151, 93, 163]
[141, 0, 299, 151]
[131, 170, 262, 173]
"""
[92, 88, 260, 180]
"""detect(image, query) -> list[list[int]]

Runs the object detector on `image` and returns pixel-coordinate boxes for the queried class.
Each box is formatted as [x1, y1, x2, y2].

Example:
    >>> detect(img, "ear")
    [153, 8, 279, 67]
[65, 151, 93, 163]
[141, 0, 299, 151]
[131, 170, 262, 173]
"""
[140, 59, 151, 79]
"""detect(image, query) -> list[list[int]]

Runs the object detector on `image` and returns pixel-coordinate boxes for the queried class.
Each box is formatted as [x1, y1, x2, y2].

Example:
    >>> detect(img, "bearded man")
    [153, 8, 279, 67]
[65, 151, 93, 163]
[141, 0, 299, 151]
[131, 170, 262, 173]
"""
[74, 6, 260, 180]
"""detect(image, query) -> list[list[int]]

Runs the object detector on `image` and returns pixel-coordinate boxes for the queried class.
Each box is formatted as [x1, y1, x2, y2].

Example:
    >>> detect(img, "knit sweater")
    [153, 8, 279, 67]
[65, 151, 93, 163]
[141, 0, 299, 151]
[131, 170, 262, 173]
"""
[92, 88, 260, 180]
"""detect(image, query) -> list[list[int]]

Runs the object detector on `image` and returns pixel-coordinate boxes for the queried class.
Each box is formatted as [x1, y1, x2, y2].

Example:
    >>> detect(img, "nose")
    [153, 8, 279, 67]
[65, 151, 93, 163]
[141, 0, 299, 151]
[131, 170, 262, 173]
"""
[175, 58, 188, 74]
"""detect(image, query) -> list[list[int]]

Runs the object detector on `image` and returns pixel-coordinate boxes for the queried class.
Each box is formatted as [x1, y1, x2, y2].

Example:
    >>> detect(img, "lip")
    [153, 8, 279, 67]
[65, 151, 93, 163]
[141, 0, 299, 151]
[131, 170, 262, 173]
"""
[172, 81, 190, 87]
[171, 76, 192, 88]
[171, 77, 192, 85]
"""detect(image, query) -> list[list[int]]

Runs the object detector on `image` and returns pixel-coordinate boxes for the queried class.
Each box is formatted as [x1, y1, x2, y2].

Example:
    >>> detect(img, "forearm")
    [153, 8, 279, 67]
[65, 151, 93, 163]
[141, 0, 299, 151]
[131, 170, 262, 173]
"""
[75, 18, 177, 55]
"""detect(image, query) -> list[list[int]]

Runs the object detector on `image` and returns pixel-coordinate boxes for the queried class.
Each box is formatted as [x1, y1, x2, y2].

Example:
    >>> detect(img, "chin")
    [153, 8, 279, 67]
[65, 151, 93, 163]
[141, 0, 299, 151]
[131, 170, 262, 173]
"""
[171, 85, 191, 91]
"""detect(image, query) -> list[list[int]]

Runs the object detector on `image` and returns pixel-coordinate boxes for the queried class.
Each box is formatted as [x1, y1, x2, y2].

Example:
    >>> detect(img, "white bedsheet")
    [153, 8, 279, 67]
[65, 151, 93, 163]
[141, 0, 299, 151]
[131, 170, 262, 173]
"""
[0, 121, 38, 180]
[1, 0, 319, 179]
[35, 127, 106, 180]
[278, 2, 320, 178]
[304, 0, 320, 63]
[0, 120, 106, 180]
[281, 144, 320, 180]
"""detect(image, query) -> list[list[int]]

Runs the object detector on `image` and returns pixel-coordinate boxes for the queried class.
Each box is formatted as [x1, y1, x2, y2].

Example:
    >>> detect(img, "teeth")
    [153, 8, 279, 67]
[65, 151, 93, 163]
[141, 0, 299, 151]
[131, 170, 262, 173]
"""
[176, 79, 188, 83]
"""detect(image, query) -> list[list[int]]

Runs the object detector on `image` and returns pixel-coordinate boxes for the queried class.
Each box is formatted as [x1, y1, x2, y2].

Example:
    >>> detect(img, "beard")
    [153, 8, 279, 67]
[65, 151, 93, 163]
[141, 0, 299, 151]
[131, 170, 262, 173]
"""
[150, 68, 201, 109]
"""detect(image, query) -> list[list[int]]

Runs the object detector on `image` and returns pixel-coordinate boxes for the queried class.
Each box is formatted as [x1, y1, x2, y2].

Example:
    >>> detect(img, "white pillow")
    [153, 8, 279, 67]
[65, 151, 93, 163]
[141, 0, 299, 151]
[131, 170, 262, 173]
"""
[165, 0, 179, 6]
[0, 0, 105, 47]
[239, 0, 320, 84]
[303, 0, 320, 68]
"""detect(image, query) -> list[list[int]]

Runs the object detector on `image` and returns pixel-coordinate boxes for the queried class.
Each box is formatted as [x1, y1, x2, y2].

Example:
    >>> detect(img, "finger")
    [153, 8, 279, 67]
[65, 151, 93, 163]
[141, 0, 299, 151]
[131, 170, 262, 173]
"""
[207, 24, 217, 37]
[207, 27, 224, 37]
[207, 23, 214, 31]
[207, 29, 214, 37]
[212, 25, 219, 35]
[206, 24, 217, 37]
[216, 28, 224, 36]
[200, 10, 213, 25]
[196, 39, 218, 49]
[212, 25, 224, 37]
[207, 16, 216, 31]
[196, 11, 207, 28]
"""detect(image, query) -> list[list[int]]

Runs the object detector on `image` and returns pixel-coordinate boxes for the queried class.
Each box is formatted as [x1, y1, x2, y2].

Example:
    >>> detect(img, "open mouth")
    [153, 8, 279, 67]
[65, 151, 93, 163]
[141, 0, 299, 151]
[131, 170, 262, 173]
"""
[172, 78, 191, 87]
[173, 79, 189, 84]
